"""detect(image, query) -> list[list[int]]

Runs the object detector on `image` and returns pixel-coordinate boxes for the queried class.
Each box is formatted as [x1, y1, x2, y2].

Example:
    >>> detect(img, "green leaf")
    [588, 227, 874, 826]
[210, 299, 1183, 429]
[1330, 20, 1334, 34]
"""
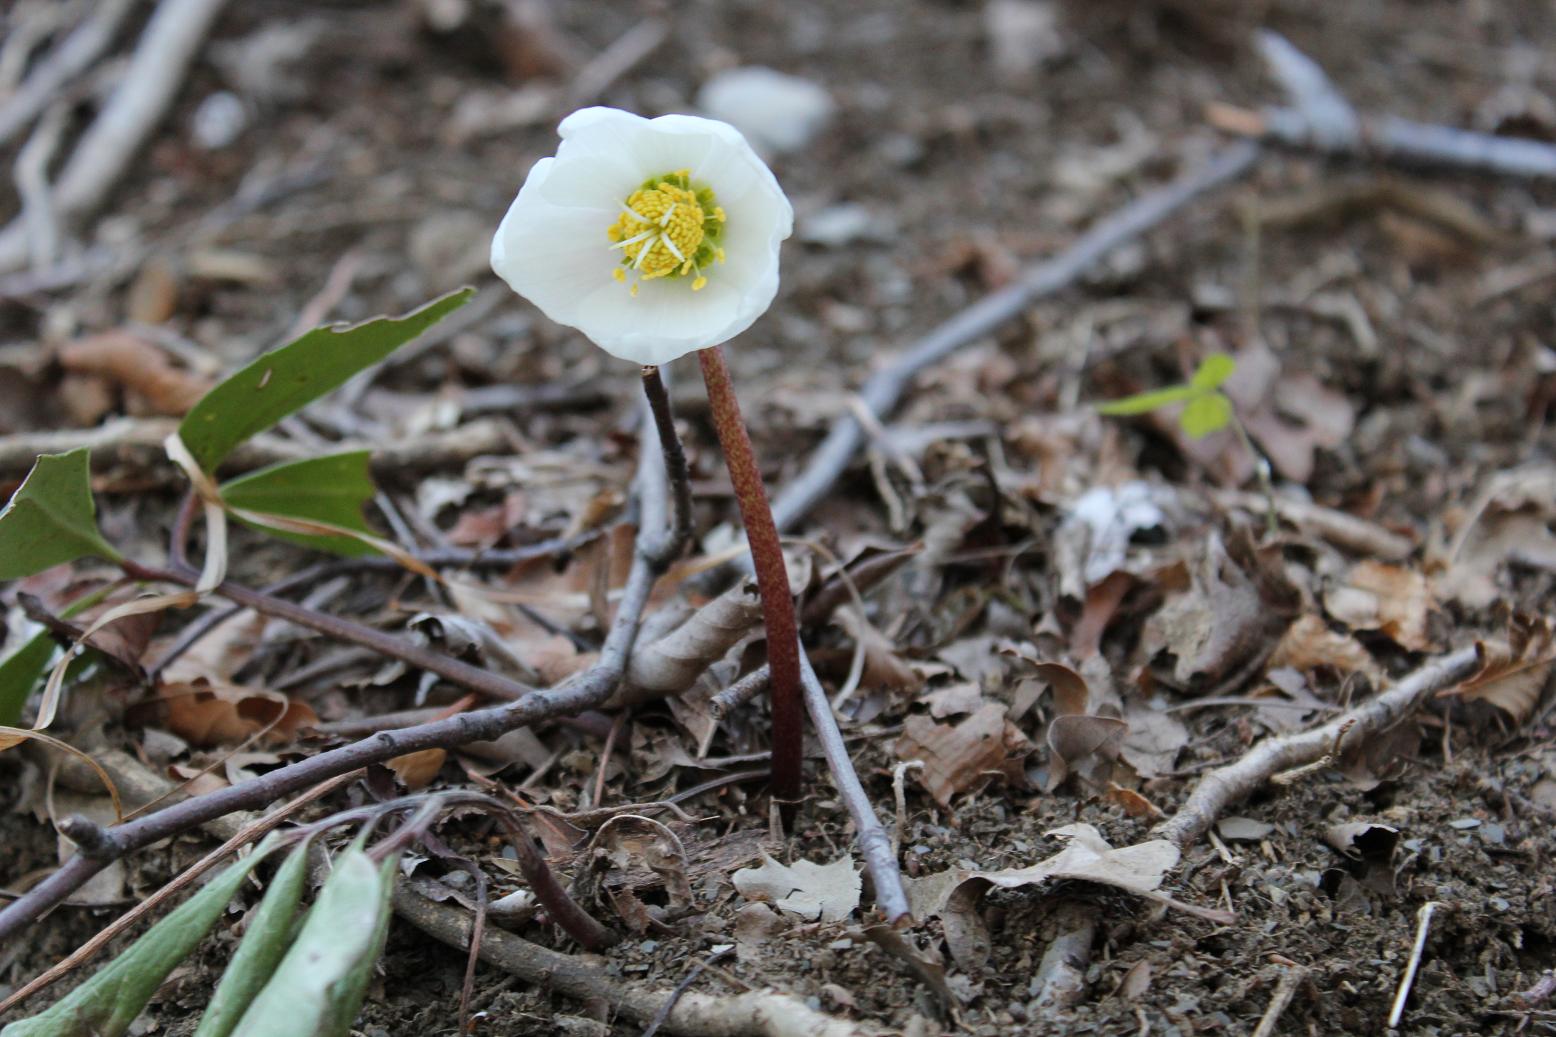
[1190, 353, 1237, 391]
[194, 842, 313, 1037]
[0, 450, 121, 580]
[0, 584, 116, 727]
[317, 855, 396, 1037]
[229, 847, 394, 1037]
[1096, 384, 1199, 416]
[0, 847, 270, 1037]
[1180, 391, 1234, 439]
[178, 288, 474, 473]
[220, 452, 379, 557]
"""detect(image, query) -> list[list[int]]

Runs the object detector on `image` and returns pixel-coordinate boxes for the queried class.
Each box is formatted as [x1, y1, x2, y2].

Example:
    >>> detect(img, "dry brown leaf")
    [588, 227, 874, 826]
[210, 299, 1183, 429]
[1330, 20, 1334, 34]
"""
[57, 331, 213, 416]
[1119, 707, 1189, 778]
[1103, 784, 1164, 819]
[1324, 561, 1438, 651]
[1045, 714, 1126, 792]
[896, 703, 1032, 807]
[157, 679, 316, 747]
[1269, 614, 1383, 683]
[732, 853, 860, 922]
[906, 824, 1227, 972]
[1143, 532, 1294, 692]
[1436, 465, 1556, 608]
[388, 748, 447, 789]
[1441, 613, 1556, 724]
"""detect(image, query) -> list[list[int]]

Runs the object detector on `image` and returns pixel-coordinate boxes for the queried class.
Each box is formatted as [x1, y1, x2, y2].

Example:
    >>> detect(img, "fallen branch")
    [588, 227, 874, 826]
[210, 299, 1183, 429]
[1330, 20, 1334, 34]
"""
[0, 0, 136, 148]
[769, 141, 1261, 534]
[0, 0, 233, 274]
[1152, 646, 1480, 849]
[394, 887, 884, 1037]
[798, 652, 911, 926]
[1209, 31, 1556, 180]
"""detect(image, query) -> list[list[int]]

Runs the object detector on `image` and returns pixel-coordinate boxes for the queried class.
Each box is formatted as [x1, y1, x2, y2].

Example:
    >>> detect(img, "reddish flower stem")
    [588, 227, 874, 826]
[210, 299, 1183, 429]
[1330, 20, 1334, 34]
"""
[697, 345, 803, 816]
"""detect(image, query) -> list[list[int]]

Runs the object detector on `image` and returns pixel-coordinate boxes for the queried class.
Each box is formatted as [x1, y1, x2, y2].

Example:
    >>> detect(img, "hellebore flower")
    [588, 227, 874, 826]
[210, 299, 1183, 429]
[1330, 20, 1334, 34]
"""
[491, 107, 793, 366]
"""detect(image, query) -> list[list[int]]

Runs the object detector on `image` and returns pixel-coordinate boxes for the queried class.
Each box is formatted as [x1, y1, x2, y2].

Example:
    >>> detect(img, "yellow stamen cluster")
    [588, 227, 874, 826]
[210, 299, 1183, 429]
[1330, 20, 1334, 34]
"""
[606, 169, 726, 296]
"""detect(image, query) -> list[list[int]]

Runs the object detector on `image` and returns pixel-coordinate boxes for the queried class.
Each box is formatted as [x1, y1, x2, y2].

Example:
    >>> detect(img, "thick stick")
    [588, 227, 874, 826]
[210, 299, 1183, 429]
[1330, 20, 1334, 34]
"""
[699, 346, 805, 814]
[1152, 646, 1480, 849]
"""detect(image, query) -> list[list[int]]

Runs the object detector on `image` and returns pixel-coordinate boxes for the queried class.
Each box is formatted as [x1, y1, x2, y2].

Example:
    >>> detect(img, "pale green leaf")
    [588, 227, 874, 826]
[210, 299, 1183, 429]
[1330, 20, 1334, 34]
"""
[1190, 353, 1237, 391]
[317, 855, 396, 1037]
[1180, 392, 1234, 439]
[178, 288, 473, 473]
[220, 452, 378, 557]
[0, 450, 121, 580]
[193, 841, 313, 1037]
[0, 848, 270, 1037]
[1096, 384, 1198, 416]
[230, 847, 393, 1037]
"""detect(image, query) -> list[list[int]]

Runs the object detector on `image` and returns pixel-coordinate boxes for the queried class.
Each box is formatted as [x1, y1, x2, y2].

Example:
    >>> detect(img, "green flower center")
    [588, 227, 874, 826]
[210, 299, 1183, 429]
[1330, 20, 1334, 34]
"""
[607, 170, 725, 294]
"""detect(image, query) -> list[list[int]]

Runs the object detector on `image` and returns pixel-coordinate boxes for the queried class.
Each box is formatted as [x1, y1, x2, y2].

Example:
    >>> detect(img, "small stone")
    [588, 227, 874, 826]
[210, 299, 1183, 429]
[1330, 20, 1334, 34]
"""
[697, 67, 835, 154]
[191, 91, 247, 150]
[800, 203, 894, 248]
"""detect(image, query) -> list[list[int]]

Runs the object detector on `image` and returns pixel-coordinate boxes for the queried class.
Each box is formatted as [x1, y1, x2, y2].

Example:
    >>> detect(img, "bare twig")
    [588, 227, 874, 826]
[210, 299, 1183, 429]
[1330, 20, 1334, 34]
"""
[1153, 647, 1480, 849]
[1389, 902, 1445, 1028]
[797, 651, 911, 926]
[641, 947, 734, 1037]
[1250, 963, 1308, 1037]
[0, 0, 233, 274]
[395, 888, 883, 1037]
[1209, 31, 1556, 180]
[768, 141, 1261, 535]
[708, 666, 771, 720]
[14, 102, 68, 268]
[0, 0, 136, 148]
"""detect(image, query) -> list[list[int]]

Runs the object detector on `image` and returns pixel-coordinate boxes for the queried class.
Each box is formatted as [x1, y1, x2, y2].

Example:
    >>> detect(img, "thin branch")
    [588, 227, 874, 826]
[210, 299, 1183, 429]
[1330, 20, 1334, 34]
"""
[767, 141, 1261, 534]
[797, 651, 911, 926]
[1152, 646, 1481, 849]
[1207, 31, 1556, 180]
[0, 0, 136, 149]
[395, 888, 885, 1037]
[0, 0, 233, 274]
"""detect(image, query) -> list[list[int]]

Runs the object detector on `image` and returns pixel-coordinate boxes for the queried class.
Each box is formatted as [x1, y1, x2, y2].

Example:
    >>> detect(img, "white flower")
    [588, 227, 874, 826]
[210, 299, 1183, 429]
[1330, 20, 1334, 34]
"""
[491, 107, 794, 366]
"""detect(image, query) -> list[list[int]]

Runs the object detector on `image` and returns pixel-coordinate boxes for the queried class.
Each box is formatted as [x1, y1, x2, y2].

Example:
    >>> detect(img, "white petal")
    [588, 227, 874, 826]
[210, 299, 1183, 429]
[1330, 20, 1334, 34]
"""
[491, 162, 617, 325]
[573, 277, 746, 366]
[534, 153, 639, 211]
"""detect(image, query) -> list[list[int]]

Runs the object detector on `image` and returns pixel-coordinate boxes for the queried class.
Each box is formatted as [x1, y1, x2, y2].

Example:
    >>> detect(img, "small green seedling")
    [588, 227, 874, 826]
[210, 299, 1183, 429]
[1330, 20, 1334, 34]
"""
[1096, 353, 1237, 440]
[1097, 353, 1278, 533]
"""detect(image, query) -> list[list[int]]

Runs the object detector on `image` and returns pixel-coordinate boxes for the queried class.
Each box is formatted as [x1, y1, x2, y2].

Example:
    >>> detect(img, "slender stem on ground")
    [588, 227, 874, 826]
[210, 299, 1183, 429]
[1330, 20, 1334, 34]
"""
[641, 365, 692, 562]
[797, 651, 911, 926]
[697, 345, 804, 817]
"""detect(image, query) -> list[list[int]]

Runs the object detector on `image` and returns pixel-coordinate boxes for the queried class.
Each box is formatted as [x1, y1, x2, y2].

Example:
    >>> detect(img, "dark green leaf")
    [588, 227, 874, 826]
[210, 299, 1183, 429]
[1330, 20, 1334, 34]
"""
[0, 583, 112, 727]
[1096, 384, 1198, 417]
[0, 847, 270, 1037]
[1190, 353, 1237, 391]
[1180, 392, 1234, 439]
[193, 841, 313, 1037]
[0, 450, 121, 580]
[220, 452, 379, 557]
[178, 288, 474, 473]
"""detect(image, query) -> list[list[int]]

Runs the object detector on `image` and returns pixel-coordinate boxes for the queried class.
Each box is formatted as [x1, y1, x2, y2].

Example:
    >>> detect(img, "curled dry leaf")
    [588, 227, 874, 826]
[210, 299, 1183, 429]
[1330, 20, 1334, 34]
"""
[895, 702, 1033, 807]
[1045, 714, 1126, 792]
[615, 578, 764, 705]
[1143, 531, 1296, 692]
[387, 748, 447, 790]
[1441, 613, 1556, 724]
[906, 824, 1226, 971]
[1324, 560, 1438, 651]
[157, 678, 316, 747]
[732, 852, 861, 923]
[1270, 614, 1383, 684]
[57, 331, 214, 416]
[1437, 465, 1556, 608]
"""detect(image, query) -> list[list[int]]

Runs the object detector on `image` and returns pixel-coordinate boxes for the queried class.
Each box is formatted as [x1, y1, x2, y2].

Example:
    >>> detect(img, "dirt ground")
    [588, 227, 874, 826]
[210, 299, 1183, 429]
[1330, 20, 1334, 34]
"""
[4, 0, 1556, 1034]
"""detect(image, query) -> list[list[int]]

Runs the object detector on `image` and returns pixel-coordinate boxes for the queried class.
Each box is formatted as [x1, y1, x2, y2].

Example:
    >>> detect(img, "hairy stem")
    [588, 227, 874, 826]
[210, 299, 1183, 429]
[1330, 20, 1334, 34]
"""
[697, 345, 804, 816]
